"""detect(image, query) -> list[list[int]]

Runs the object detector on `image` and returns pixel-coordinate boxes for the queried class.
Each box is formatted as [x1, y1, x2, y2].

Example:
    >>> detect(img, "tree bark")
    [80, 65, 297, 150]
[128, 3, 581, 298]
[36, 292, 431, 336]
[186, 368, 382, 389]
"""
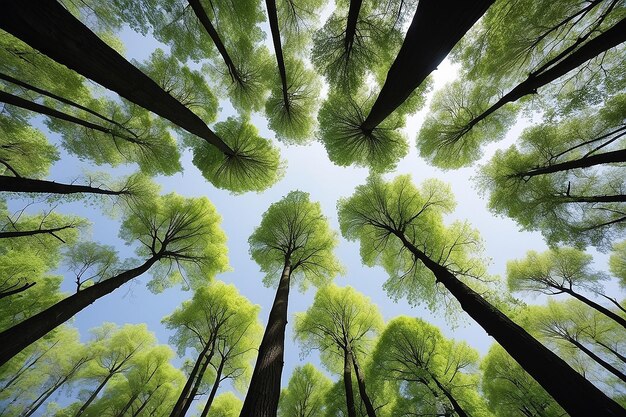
[566, 337, 626, 383]
[199, 355, 225, 417]
[169, 338, 215, 417]
[74, 371, 116, 416]
[429, 374, 469, 417]
[350, 351, 377, 417]
[361, 0, 494, 130]
[186, 0, 242, 84]
[0, 175, 128, 196]
[0, 225, 74, 239]
[564, 288, 626, 330]
[239, 260, 292, 417]
[343, 348, 357, 417]
[0, 253, 162, 367]
[459, 16, 626, 136]
[344, 0, 363, 53]
[265, 0, 290, 110]
[393, 231, 626, 417]
[0, 0, 233, 155]
[515, 149, 626, 179]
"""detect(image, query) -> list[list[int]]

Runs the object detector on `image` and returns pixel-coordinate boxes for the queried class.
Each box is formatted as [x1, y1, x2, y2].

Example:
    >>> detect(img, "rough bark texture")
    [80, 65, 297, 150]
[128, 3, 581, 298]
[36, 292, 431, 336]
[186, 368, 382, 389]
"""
[351, 352, 377, 417]
[516, 149, 626, 179]
[0, 0, 233, 154]
[0, 254, 161, 367]
[169, 339, 215, 417]
[394, 232, 626, 417]
[265, 0, 290, 109]
[343, 348, 357, 417]
[239, 261, 291, 417]
[0, 175, 127, 196]
[361, 0, 495, 130]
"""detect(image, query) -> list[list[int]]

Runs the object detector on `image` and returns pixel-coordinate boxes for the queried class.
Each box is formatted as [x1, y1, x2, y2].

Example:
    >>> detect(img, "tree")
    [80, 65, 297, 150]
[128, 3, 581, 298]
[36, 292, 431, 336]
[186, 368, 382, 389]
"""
[507, 247, 626, 329]
[371, 316, 484, 417]
[611, 241, 626, 288]
[0, 192, 229, 366]
[278, 364, 332, 417]
[203, 392, 243, 417]
[163, 281, 261, 417]
[240, 191, 342, 417]
[337, 174, 625, 416]
[477, 93, 626, 250]
[294, 285, 383, 417]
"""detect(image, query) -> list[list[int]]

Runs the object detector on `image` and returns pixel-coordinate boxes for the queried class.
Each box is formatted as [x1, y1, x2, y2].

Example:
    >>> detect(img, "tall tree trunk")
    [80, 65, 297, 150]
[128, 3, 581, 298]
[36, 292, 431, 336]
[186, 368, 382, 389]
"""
[265, 0, 290, 110]
[239, 260, 292, 417]
[0, 175, 128, 196]
[199, 355, 225, 417]
[132, 388, 158, 417]
[563, 289, 626, 330]
[515, 149, 626, 179]
[74, 371, 116, 416]
[343, 348, 357, 417]
[21, 379, 65, 417]
[429, 374, 469, 417]
[186, 0, 241, 84]
[361, 0, 494, 131]
[393, 231, 626, 417]
[0, 71, 137, 135]
[350, 351, 377, 417]
[169, 339, 215, 417]
[182, 342, 216, 417]
[1, 340, 58, 391]
[594, 339, 626, 364]
[566, 337, 626, 383]
[116, 391, 141, 417]
[0, 225, 74, 239]
[0, 253, 162, 367]
[344, 0, 363, 53]
[0, 90, 144, 144]
[457, 17, 626, 137]
[0, 0, 233, 155]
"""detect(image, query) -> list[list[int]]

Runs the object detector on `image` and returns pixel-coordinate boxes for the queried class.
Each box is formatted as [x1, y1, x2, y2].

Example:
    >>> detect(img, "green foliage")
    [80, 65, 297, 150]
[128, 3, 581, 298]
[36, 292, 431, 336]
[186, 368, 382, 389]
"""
[120, 192, 229, 292]
[0, 117, 59, 178]
[610, 241, 626, 288]
[278, 363, 332, 417]
[63, 242, 120, 291]
[189, 116, 284, 193]
[249, 190, 342, 289]
[318, 88, 409, 172]
[203, 392, 243, 417]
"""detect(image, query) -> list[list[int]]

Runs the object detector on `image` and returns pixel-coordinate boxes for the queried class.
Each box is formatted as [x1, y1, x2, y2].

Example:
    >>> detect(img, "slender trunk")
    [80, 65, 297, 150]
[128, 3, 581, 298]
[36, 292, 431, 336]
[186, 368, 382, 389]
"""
[597, 293, 626, 315]
[265, 0, 290, 110]
[186, 0, 241, 84]
[183, 343, 216, 416]
[459, 17, 626, 136]
[169, 339, 215, 417]
[350, 351, 376, 417]
[74, 371, 116, 416]
[21, 380, 64, 417]
[1, 340, 58, 391]
[430, 374, 469, 417]
[116, 391, 141, 417]
[0, 225, 74, 239]
[594, 339, 626, 364]
[566, 337, 626, 383]
[361, 0, 494, 130]
[0, 0, 233, 155]
[199, 355, 225, 417]
[239, 260, 292, 417]
[0, 175, 128, 196]
[132, 389, 157, 417]
[0, 71, 137, 135]
[0, 90, 143, 144]
[516, 149, 626, 179]
[564, 289, 626, 330]
[344, 0, 363, 53]
[343, 348, 357, 417]
[0, 281, 35, 299]
[0, 253, 162, 367]
[394, 232, 626, 416]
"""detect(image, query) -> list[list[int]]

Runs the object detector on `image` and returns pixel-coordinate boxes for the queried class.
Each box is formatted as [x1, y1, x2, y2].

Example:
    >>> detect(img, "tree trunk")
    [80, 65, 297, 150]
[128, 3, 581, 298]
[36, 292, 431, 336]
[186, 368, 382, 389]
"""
[0, 90, 143, 144]
[0, 0, 233, 155]
[1, 340, 58, 391]
[361, 0, 494, 130]
[516, 149, 626, 179]
[186, 0, 241, 84]
[199, 355, 225, 417]
[566, 337, 626, 383]
[344, 0, 363, 53]
[459, 16, 626, 136]
[350, 351, 377, 417]
[594, 339, 626, 364]
[430, 374, 469, 417]
[239, 260, 292, 417]
[132, 389, 158, 417]
[0, 175, 128, 196]
[0, 225, 74, 239]
[0, 253, 162, 367]
[21, 379, 65, 417]
[169, 339, 215, 417]
[343, 348, 357, 417]
[74, 371, 116, 416]
[394, 231, 626, 417]
[0, 281, 36, 299]
[116, 391, 141, 417]
[564, 289, 626, 330]
[561, 194, 626, 203]
[265, 0, 290, 110]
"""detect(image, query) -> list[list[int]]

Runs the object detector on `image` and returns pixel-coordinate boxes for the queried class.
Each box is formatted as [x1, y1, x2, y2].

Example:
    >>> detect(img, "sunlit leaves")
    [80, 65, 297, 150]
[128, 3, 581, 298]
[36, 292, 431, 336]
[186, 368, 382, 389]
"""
[278, 363, 332, 417]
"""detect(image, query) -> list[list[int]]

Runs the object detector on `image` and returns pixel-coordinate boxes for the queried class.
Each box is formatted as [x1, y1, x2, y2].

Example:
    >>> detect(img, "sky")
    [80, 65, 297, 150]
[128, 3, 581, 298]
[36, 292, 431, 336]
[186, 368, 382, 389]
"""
[7, 9, 621, 415]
